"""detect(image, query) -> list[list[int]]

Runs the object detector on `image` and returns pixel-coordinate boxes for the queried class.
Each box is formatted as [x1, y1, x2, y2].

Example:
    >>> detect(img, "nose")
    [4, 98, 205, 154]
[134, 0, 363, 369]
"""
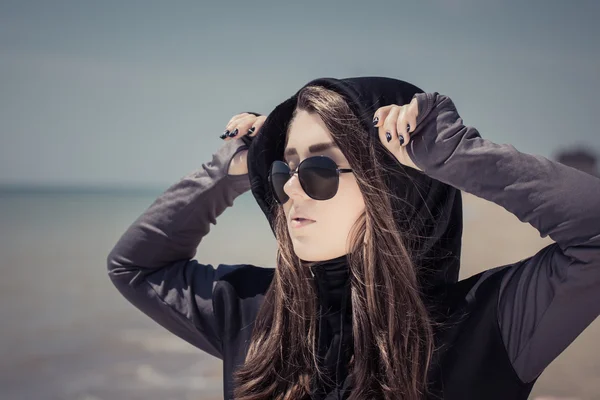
[283, 172, 310, 201]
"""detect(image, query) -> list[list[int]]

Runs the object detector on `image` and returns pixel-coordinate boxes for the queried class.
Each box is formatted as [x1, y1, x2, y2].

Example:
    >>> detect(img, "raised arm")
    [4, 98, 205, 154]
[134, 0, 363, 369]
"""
[407, 92, 600, 383]
[106, 138, 251, 359]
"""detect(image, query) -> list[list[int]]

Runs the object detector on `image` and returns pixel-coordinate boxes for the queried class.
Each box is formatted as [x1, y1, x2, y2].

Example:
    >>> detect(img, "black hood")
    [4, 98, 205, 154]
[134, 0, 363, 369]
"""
[246, 76, 463, 291]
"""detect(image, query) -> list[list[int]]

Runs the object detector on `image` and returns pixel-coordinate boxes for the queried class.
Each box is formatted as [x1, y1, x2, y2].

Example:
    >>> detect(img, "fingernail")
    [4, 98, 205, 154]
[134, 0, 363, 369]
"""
[386, 132, 391, 142]
[219, 133, 228, 140]
[228, 128, 238, 137]
[399, 135, 405, 146]
[247, 126, 256, 135]
[406, 123, 411, 133]
[373, 116, 379, 126]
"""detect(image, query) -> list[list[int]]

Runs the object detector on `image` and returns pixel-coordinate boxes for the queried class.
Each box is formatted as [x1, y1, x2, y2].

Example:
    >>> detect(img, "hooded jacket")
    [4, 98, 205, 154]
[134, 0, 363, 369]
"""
[107, 76, 600, 399]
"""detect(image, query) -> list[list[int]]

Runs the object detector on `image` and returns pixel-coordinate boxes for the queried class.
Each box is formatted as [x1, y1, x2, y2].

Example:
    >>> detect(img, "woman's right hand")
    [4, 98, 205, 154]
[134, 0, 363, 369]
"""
[222, 113, 267, 176]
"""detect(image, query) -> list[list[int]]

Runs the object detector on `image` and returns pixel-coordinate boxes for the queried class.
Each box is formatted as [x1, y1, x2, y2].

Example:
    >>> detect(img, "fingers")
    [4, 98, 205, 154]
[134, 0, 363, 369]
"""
[248, 115, 267, 138]
[396, 106, 416, 147]
[373, 104, 415, 150]
[226, 113, 248, 128]
[403, 97, 419, 144]
[372, 105, 393, 129]
[221, 113, 251, 140]
[374, 105, 401, 155]
[221, 113, 263, 141]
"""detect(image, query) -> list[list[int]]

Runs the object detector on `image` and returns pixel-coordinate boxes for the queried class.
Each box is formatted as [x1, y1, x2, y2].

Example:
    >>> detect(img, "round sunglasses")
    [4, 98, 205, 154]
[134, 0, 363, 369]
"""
[268, 155, 353, 205]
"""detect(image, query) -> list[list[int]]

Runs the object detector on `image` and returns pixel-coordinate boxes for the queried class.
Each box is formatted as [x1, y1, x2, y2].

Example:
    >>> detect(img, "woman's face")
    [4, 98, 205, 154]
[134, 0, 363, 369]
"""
[282, 110, 366, 262]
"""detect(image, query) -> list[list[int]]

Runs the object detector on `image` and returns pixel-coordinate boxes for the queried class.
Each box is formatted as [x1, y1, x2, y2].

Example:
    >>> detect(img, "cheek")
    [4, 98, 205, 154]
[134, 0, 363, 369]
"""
[341, 175, 365, 203]
[344, 180, 366, 218]
[322, 179, 365, 223]
[283, 202, 291, 217]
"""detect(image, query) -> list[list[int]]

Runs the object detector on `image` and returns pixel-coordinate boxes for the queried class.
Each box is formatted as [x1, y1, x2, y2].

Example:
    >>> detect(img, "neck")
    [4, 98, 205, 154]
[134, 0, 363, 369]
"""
[307, 254, 349, 275]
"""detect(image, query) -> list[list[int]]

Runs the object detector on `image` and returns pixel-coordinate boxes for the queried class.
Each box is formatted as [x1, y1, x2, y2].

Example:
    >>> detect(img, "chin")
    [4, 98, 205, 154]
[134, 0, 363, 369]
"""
[294, 247, 333, 263]
[291, 241, 318, 262]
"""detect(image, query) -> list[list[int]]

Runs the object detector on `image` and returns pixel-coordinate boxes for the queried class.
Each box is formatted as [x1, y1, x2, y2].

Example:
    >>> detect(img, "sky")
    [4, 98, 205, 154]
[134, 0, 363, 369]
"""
[1, 0, 599, 188]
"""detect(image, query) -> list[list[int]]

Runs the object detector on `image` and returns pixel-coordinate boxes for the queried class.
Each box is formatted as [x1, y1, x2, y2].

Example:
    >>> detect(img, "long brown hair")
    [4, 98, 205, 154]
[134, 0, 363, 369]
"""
[232, 85, 434, 399]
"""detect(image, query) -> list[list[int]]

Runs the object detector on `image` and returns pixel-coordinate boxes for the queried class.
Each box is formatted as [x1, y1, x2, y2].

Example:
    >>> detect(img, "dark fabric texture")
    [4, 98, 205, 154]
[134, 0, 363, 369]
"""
[308, 255, 353, 399]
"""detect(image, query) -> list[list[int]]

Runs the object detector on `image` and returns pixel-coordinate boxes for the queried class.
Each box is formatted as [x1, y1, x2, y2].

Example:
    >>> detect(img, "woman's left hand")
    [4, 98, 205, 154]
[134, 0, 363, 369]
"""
[374, 96, 422, 171]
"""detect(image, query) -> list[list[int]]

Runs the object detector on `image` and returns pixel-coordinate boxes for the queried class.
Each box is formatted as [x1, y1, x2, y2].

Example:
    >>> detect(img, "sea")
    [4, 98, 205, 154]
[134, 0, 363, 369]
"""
[0, 187, 276, 400]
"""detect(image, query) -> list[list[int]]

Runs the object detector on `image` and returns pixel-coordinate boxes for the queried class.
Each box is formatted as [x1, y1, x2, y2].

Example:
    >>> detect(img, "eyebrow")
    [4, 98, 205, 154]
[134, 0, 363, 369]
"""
[283, 142, 339, 159]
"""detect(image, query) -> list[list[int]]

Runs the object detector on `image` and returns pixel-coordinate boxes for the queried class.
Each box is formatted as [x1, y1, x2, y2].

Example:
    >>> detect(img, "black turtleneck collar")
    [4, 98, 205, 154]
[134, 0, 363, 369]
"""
[309, 254, 349, 288]
[309, 254, 351, 318]
[307, 254, 353, 399]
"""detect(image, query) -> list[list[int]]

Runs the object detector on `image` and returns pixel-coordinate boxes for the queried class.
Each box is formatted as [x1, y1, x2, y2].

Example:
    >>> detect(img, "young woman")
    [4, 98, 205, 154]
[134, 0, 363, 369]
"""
[107, 77, 600, 400]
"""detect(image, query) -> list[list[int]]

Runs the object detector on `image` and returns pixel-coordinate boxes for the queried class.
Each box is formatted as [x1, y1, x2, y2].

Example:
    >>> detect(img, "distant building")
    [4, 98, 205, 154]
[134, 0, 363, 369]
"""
[553, 148, 599, 177]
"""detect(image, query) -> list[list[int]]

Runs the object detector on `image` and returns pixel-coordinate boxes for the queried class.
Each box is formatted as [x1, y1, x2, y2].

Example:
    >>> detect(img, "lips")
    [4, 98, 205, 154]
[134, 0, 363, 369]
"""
[291, 217, 315, 222]
[289, 211, 316, 229]
[290, 218, 316, 228]
[290, 212, 315, 223]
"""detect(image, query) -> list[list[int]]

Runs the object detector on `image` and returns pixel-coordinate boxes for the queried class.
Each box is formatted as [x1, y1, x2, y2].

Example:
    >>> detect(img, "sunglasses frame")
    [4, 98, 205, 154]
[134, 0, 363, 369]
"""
[268, 155, 353, 204]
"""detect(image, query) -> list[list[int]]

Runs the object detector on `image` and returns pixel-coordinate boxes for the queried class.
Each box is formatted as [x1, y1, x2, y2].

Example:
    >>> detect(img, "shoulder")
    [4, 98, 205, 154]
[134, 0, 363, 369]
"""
[462, 265, 511, 304]
[431, 265, 511, 318]
[217, 264, 275, 299]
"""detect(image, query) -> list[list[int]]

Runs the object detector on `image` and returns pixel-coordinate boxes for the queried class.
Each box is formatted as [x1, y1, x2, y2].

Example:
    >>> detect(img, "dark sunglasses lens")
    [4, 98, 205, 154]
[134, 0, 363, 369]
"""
[299, 157, 339, 200]
[270, 161, 291, 204]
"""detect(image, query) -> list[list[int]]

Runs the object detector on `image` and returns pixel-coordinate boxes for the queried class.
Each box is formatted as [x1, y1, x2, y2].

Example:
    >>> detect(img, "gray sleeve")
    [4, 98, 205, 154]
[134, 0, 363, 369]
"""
[106, 138, 252, 359]
[407, 92, 600, 383]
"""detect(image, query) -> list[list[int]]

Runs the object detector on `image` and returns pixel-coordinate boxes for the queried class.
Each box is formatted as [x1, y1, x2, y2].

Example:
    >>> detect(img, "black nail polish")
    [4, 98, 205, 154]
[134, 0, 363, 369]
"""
[373, 116, 379, 126]
[247, 126, 256, 135]
[386, 132, 391, 142]
[406, 123, 411, 132]
[399, 136, 405, 146]
[219, 133, 227, 140]
[228, 128, 239, 137]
